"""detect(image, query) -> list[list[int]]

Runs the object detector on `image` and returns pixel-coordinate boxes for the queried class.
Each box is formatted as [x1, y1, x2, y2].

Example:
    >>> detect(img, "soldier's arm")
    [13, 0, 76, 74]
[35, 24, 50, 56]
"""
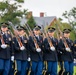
[28, 36, 36, 52]
[58, 39, 66, 53]
[13, 37, 20, 51]
[43, 38, 50, 52]
[73, 40, 76, 58]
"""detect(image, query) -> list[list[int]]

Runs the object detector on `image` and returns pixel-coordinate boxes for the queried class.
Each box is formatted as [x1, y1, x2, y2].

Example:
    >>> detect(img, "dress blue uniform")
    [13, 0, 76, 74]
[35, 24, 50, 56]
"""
[73, 40, 76, 59]
[57, 39, 64, 75]
[43, 27, 58, 75]
[0, 23, 12, 75]
[58, 29, 74, 75]
[29, 26, 43, 75]
[13, 26, 29, 75]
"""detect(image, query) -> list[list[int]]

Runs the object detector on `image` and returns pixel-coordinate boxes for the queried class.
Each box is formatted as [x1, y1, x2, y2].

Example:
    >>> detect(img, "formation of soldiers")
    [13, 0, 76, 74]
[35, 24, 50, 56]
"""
[0, 22, 76, 75]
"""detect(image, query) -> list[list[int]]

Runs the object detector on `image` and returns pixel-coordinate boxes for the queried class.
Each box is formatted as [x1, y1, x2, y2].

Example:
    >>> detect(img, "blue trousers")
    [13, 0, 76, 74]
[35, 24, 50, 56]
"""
[64, 61, 73, 75]
[16, 60, 28, 75]
[47, 61, 57, 75]
[31, 61, 43, 75]
[0, 59, 10, 75]
[9, 61, 14, 75]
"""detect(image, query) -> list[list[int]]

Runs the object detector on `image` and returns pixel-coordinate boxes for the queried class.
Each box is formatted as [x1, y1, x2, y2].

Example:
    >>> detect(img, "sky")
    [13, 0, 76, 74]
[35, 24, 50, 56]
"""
[0, 0, 76, 22]
[22, 0, 76, 22]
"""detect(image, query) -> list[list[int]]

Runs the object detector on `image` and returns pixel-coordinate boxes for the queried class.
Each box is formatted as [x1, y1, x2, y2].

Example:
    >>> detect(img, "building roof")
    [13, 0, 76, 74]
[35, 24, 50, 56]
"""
[20, 16, 56, 28]
[34, 16, 56, 27]
[20, 17, 28, 25]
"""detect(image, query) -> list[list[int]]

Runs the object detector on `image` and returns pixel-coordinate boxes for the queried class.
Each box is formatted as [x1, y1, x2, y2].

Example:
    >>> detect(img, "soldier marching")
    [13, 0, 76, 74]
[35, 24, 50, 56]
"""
[0, 22, 75, 75]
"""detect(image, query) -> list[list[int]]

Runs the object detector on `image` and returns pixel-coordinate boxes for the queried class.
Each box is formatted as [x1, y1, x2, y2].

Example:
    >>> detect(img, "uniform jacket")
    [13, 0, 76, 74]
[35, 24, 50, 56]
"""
[73, 40, 76, 59]
[13, 36, 29, 61]
[43, 37, 58, 61]
[28, 35, 43, 62]
[0, 33, 12, 59]
[58, 38, 74, 62]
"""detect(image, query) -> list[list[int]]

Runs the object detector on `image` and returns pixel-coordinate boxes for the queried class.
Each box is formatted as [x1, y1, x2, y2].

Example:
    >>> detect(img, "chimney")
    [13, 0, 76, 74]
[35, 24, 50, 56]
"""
[27, 11, 32, 19]
[40, 12, 44, 17]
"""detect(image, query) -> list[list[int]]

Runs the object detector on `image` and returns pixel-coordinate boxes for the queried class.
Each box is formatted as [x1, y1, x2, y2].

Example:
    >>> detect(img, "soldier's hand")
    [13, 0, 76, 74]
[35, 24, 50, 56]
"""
[36, 48, 41, 52]
[50, 46, 55, 51]
[27, 57, 31, 62]
[20, 46, 25, 51]
[60, 36, 63, 39]
[11, 56, 14, 62]
[1, 44, 7, 49]
[65, 47, 71, 52]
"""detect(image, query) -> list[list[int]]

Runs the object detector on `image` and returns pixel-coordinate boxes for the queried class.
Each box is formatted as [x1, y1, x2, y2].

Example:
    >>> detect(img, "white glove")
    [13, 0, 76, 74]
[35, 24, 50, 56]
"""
[36, 48, 41, 52]
[27, 57, 31, 61]
[50, 47, 55, 51]
[74, 59, 76, 63]
[66, 47, 71, 52]
[11, 56, 14, 62]
[1, 44, 7, 49]
[60, 51, 62, 54]
[20, 46, 25, 51]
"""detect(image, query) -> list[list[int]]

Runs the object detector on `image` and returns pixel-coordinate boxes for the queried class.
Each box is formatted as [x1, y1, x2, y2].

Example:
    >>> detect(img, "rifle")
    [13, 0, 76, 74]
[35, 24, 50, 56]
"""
[0, 31, 5, 44]
[8, 21, 23, 48]
[55, 22, 69, 48]
[42, 25, 54, 47]
[25, 24, 40, 49]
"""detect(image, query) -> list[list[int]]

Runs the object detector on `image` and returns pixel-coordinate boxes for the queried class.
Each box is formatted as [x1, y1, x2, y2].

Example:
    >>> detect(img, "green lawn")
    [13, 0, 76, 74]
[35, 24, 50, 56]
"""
[73, 66, 76, 75]
[58, 65, 76, 75]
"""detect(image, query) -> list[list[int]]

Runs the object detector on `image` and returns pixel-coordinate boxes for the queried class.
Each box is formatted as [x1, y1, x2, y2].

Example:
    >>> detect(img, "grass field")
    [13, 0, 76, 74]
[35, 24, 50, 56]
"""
[73, 66, 76, 75]
[58, 66, 76, 75]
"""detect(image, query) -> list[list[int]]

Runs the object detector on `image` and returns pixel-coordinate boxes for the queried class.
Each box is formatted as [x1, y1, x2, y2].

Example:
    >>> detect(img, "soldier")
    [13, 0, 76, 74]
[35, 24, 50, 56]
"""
[73, 40, 76, 67]
[57, 35, 64, 75]
[73, 40, 76, 59]
[58, 29, 74, 75]
[0, 23, 12, 75]
[7, 30, 14, 75]
[29, 26, 43, 75]
[13, 26, 29, 75]
[43, 27, 58, 75]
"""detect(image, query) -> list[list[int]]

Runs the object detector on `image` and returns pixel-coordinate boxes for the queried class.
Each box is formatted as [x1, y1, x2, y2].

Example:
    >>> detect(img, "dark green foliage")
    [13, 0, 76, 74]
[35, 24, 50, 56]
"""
[62, 7, 76, 37]
[53, 22, 76, 41]
[27, 16, 36, 30]
[15, 0, 24, 3]
[0, 0, 27, 25]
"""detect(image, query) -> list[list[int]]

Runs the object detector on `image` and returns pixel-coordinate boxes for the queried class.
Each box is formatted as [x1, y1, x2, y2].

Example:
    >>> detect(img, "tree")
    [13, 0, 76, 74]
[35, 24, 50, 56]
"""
[62, 7, 76, 34]
[27, 16, 36, 30]
[0, 0, 27, 25]
[15, 0, 24, 3]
